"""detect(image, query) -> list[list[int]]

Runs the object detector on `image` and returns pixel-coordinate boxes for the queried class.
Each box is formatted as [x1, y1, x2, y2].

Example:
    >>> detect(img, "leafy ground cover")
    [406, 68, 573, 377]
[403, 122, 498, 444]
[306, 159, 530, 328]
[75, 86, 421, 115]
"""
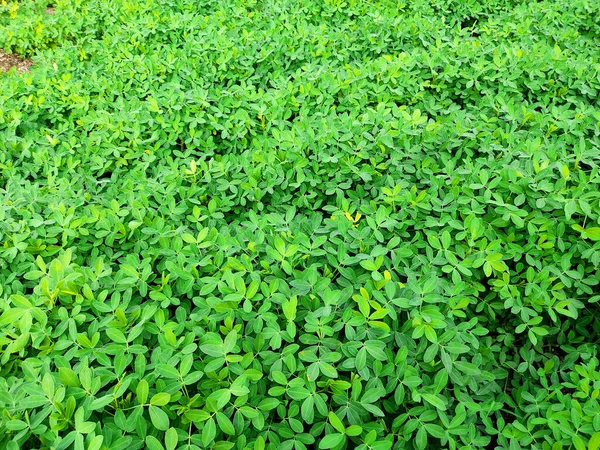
[1, 0, 600, 449]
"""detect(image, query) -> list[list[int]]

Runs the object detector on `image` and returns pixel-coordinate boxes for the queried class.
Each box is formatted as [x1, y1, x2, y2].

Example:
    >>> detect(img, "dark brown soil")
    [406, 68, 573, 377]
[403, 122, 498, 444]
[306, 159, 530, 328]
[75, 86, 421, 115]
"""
[0, 50, 33, 73]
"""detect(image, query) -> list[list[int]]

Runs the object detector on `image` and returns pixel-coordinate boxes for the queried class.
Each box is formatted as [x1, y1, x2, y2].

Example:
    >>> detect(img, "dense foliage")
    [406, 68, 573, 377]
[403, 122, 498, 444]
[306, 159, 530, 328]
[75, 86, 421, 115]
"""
[2, 0, 600, 449]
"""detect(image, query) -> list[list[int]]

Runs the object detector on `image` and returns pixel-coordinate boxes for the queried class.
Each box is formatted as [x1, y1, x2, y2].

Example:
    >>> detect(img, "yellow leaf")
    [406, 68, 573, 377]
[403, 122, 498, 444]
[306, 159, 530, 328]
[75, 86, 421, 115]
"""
[370, 308, 388, 320]
[583, 228, 600, 241]
[354, 295, 370, 317]
[369, 321, 390, 332]
[589, 431, 600, 450]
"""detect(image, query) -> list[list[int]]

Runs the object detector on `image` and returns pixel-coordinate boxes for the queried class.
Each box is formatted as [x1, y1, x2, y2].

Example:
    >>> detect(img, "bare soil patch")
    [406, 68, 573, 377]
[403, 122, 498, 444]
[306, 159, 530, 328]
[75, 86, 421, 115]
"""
[45, 7, 56, 14]
[0, 50, 33, 73]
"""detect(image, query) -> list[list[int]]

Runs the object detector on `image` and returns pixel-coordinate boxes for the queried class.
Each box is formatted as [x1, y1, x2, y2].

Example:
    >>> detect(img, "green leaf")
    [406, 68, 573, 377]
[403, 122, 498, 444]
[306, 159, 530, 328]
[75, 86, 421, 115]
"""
[328, 411, 345, 433]
[589, 432, 600, 450]
[361, 402, 385, 417]
[421, 393, 447, 411]
[424, 325, 437, 344]
[200, 344, 225, 358]
[224, 329, 238, 353]
[445, 342, 470, 354]
[258, 398, 279, 411]
[301, 396, 314, 423]
[307, 362, 320, 381]
[146, 436, 166, 450]
[156, 364, 180, 379]
[415, 427, 427, 450]
[0, 309, 23, 325]
[583, 227, 600, 241]
[361, 388, 383, 404]
[216, 412, 236, 435]
[239, 406, 259, 419]
[345, 425, 362, 437]
[454, 361, 480, 376]
[209, 389, 231, 409]
[355, 347, 367, 371]
[202, 418, 217, 447]
[150, 392, 171, 406]
[572, 434, 586, 450]
[271, 370, 287, 385]
[182, 233, 197, 244]
[149, 405, 170, 431]
[440, 349, 453, 374]
[6, 420, 28, 431]
[319, 361, 338, 378]
[364, 341, 387, 361]
[185, 409, 211, 422]
[88, 436, 104, 450]
[319, 433, 345, 449]
[136, 379, 149, 404]
[106, 328, 127, 344]
[59, 367, 80, 387]
[165, 428, 178, 450]
[565, 200, 577, 219]
[360, 260, 378, 271]
[88, 395, 114, 411]
[282, 296, 298, 321]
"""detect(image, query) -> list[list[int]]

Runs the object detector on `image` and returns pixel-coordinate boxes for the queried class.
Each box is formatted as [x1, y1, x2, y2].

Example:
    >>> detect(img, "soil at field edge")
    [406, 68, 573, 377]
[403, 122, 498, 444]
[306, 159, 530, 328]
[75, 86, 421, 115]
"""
[0, 50, 33, 73]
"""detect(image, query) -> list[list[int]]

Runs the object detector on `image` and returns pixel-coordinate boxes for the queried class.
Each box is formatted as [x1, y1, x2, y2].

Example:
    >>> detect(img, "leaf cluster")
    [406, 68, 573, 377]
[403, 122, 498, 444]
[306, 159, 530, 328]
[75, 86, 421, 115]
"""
[2, 0, 600, 449]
